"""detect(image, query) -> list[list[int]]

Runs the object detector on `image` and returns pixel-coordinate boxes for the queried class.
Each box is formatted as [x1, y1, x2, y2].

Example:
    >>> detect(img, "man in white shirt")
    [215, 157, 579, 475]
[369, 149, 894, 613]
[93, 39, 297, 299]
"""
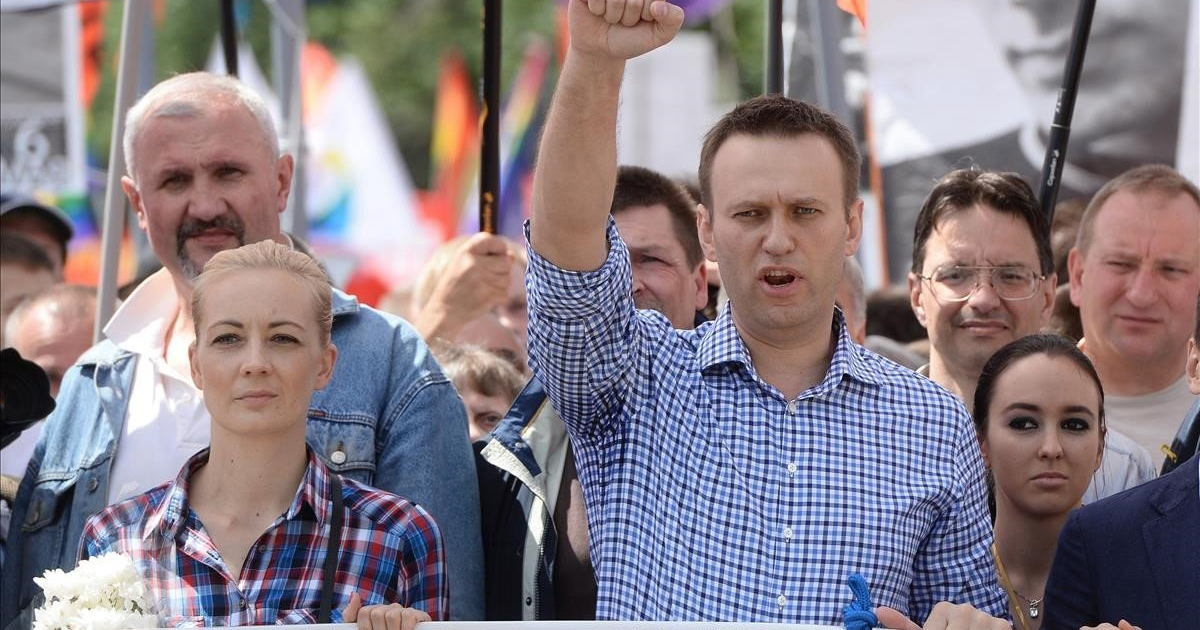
[1068, 164, 1200, 468]
[0, 72, 484, 627]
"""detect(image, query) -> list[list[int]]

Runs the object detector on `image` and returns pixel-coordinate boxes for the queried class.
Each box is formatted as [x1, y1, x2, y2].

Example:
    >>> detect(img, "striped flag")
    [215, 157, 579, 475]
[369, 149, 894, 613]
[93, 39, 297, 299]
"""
[427, 53, 480, 241]
[496, 40, 552, 238]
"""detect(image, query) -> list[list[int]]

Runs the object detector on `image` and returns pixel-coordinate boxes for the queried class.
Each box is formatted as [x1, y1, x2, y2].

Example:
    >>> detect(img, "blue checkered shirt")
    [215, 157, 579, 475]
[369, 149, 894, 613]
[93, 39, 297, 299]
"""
[525, 220, 1007, 623]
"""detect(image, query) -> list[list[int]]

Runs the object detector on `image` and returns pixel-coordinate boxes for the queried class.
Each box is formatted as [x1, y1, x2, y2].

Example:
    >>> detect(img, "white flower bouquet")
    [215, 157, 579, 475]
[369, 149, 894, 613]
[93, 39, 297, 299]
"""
[33, 552, 160, 630]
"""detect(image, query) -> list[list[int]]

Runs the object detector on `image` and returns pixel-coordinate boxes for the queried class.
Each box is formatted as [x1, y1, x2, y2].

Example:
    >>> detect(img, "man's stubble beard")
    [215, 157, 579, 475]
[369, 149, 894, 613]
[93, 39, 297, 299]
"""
[175, 213, 247, 280]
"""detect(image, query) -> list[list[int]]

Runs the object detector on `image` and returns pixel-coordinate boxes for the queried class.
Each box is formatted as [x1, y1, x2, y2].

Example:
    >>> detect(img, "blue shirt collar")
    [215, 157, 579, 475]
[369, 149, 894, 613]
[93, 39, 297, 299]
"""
[696, 303, 881, 395]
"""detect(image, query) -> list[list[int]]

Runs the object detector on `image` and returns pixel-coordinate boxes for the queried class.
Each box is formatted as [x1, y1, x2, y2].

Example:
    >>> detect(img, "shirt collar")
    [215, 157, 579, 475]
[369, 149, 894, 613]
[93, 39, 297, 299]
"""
[104, 268, 180, 356]
[294, 448, 339, 524]
[144, 448, 210, 542]
[146, 447, 335, 543]
[330, 287, 360, 318]
[837, 313, 882, 387]
[697, 303, 880, 391]
[696, 302, 751, 372]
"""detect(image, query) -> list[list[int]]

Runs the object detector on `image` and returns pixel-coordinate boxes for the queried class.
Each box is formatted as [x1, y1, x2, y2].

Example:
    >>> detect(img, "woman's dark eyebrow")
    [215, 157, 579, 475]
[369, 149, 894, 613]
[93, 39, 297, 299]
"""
[1004, 402, 1095, 417]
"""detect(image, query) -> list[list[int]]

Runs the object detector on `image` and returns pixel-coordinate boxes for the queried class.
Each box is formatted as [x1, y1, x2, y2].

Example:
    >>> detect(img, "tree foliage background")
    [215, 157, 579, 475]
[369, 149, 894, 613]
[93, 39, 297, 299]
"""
[88, 0, 766, 189]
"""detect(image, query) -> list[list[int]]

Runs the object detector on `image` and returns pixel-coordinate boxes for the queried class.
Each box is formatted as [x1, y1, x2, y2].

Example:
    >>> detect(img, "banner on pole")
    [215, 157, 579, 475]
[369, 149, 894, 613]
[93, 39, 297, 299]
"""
[864, 0, 1194, 281]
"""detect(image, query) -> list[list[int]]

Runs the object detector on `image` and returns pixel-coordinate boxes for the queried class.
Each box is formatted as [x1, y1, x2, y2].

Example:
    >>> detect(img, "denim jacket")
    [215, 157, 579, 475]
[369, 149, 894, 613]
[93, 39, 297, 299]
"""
[0, 290, 483, 627]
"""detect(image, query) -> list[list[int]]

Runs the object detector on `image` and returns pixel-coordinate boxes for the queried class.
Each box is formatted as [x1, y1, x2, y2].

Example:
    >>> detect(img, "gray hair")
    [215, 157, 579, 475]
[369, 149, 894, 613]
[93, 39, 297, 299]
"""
[123, 72, 279, 181]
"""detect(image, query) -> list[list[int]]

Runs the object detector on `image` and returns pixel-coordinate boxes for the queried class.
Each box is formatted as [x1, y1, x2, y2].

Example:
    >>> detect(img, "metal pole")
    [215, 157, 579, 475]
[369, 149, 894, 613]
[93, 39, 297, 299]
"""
[95, 0, 150, 342]
[766, 0, 784, 94]
[1037, 0, 1096, 224]
[480, 0, 500, 233]
[271, 0, 307, 238]
[220, 0, 238, 77]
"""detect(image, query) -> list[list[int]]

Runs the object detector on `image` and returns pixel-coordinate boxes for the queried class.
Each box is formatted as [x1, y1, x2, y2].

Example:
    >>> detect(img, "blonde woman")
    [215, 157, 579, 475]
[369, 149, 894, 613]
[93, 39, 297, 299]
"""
[80, 241, 443, 628]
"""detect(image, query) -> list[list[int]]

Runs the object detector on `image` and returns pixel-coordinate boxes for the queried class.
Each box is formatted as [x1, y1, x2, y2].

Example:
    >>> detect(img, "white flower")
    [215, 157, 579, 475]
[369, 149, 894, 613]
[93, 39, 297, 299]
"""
[34, 553, 159, 630]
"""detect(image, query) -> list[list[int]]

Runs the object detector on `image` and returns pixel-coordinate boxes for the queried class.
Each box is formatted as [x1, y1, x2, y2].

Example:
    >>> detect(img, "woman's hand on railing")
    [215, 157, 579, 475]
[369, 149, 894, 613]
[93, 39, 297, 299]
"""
[342, 592, 432, 630]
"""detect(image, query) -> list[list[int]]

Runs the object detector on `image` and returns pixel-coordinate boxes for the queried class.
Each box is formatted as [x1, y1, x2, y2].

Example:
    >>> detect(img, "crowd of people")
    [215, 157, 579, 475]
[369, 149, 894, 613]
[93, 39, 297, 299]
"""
[0, 1, 1197, 629]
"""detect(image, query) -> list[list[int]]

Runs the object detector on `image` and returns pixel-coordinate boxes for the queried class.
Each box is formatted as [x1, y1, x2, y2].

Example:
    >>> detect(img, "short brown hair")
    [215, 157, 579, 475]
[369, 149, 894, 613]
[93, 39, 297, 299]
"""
[698, 94, 860, 213]
[434, 342, 525, 402]
[612, 165, 703, 269]
[192, 240, 333, 345]
[910, 168, 1052, 275]
[1076, 164, 1200, 255]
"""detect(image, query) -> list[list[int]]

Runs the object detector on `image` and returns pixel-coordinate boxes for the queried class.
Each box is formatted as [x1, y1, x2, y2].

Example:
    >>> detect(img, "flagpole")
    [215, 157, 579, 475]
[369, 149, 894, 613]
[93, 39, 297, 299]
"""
[95, 0, 150, 342]
[220, 0, 239, 77]
[766, 0, 784, 94]
[1037, 0, 1096, 223]
[480, 0, 501, 234]
[271, 0, 307, 239]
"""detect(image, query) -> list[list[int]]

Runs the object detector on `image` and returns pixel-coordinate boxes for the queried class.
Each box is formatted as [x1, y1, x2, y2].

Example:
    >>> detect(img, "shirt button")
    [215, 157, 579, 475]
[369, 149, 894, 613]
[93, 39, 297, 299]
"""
[88, 478, 99, 492]
[786, 462, 797, 475]
[525, 597, 533, 606]
[777, 594, 787, 608]
[786, 400, 799, 414]
[330, 450, 347, 465]
[239, 598, 248, 610]
[783, 526, 793, 540]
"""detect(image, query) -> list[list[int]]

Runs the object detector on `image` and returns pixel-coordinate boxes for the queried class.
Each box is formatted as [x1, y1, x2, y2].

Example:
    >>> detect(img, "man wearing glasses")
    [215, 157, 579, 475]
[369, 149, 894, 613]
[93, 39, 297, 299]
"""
[908, 168, 1154, 501]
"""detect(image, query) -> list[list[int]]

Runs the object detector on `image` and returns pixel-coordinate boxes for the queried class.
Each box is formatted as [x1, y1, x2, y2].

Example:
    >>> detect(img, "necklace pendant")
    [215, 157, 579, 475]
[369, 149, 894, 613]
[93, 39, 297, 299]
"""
[1028, 603, 1040, 619]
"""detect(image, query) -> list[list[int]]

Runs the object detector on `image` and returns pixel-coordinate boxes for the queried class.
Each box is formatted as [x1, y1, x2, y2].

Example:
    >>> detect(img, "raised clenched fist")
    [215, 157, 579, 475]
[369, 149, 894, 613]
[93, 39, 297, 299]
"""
[568, 0, 686, 61]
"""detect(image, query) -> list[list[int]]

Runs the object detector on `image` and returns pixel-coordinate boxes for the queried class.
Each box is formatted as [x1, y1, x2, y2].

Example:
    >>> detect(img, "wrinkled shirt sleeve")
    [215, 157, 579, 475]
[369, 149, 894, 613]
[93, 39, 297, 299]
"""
[909, 411, 1009, 621]
[525, 218, 642, 441]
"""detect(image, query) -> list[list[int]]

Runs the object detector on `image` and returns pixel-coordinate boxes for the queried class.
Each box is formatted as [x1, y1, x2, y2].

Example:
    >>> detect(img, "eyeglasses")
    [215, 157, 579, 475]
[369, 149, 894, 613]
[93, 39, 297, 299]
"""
[918, 265, 1045, 302]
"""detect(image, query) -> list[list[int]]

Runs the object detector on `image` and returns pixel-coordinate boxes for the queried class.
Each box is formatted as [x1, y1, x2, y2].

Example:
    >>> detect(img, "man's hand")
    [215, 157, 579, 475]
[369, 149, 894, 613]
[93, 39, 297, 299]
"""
[414, 232, 513, 342]
[876, 603, 1010, 629]
[343, 592, 431, 630]
[569, 0, 685, 61]
[1083, 622, 1143, 630]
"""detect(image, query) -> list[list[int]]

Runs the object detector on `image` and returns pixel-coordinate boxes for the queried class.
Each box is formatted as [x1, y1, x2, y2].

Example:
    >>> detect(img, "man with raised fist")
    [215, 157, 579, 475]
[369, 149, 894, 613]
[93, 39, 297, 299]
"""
[523, 1, 1007, 627]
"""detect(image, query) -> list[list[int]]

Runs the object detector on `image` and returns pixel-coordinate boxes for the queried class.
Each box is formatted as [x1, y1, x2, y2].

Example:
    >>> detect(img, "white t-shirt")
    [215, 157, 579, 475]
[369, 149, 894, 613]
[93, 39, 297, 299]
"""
[103, 269, 210, 504]
[1105, 375, 1197, 470]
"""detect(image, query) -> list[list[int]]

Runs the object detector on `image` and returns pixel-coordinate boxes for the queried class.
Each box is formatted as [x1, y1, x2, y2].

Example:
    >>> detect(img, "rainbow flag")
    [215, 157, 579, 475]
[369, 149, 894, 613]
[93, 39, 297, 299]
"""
[453, 40, 553, 238]
[496, 40, 552, 239]
[49, 186, 137, 288]
[428, 54, 480, 241]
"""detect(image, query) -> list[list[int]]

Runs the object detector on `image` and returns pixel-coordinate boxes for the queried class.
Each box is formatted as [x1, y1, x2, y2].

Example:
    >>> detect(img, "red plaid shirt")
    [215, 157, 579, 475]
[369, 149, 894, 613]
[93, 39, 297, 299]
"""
[80, 448, 447, 626]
